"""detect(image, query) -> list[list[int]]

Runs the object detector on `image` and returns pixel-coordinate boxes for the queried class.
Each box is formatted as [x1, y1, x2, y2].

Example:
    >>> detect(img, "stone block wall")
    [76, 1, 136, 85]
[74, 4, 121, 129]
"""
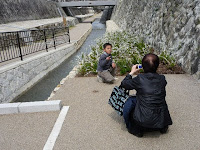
[111, 0, 200, 79]
[0, 0, 66, 24]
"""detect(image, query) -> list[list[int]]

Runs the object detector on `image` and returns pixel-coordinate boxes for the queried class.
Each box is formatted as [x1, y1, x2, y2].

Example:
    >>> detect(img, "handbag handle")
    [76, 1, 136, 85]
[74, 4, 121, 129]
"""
[119, 85, 130, 95]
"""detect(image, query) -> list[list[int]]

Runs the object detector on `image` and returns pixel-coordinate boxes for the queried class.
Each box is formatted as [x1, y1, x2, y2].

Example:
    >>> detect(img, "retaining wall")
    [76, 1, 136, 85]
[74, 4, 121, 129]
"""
[112, 0, 200, 79]
[0, 0, 66, 24]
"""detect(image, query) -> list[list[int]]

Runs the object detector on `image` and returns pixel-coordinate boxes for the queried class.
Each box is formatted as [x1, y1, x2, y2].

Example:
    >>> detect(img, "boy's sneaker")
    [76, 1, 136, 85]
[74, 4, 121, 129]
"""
[97, 75, 103, 83]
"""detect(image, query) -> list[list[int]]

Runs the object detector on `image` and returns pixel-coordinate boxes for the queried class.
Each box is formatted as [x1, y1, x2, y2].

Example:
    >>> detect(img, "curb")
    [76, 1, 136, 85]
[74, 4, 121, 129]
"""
[0, 100, 62, 115]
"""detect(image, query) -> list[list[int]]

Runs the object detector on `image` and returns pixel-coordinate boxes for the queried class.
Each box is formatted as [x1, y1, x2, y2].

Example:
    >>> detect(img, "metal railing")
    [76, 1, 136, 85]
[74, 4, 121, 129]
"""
[0, 27, 70, 63]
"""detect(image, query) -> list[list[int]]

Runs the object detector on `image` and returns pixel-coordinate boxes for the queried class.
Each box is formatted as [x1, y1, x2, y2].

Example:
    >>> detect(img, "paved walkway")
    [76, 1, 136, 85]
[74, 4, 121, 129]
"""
[0, 111, 60, 149]
[49, 75, 200, 150]
[0, 17, 76, 33]
[0, 13, 100, 33]
[0, 74, 200, 149]
[69, 13, 102, 43]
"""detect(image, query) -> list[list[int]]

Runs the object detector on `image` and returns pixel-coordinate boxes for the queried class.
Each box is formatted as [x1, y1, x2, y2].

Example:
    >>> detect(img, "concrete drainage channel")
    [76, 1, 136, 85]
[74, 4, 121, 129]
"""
[14, 18, 106, 103]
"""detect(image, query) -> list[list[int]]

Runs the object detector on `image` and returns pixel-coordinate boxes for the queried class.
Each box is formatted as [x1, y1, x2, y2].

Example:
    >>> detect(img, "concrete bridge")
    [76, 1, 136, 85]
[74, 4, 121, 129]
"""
[58, 1, 117, 7]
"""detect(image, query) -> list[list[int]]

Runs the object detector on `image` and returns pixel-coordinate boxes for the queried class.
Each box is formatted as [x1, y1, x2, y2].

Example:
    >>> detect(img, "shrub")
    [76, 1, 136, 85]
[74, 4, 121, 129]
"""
[158, 51, 176, 69]
[78, 31, 176, 76]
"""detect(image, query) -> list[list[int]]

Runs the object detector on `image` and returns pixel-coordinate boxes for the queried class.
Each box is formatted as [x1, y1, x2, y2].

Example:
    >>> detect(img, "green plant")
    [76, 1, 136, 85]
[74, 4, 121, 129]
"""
[78, 31, 177, 76]
[178, 44, 182, 49]
[116, 59, 132, 75]
[158, 51, 176, 69]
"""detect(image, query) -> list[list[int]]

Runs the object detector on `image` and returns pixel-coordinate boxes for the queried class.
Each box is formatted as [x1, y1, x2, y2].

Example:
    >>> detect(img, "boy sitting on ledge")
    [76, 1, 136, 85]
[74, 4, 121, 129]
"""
[97, 43, 116, 84]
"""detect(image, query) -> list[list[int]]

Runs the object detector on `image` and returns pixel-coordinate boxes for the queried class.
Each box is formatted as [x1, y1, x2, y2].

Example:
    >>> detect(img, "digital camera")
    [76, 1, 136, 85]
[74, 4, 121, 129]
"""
[138, 64, 142, 69]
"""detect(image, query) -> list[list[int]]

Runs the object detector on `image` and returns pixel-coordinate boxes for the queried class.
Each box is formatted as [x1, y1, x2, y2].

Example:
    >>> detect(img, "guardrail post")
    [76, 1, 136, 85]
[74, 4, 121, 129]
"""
[16, 32, 23, 61]
[52, 28, 56, 49]
[43, 29, 48, 52]
[68, 27, 70, 43]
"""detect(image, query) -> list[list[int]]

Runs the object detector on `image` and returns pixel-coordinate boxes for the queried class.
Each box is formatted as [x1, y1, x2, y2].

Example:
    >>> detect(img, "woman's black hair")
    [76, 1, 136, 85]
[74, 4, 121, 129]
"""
[103, 43, 112, 49]
[142, 53, 159, 73]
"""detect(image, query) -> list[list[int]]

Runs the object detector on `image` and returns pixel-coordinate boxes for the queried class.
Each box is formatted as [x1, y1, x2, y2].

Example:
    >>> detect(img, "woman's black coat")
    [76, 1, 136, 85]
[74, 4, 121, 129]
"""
[121, 73, 172, 129]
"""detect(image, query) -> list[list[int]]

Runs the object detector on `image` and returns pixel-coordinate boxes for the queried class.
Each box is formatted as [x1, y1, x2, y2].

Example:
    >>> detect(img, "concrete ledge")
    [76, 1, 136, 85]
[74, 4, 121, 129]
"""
[73, 24, 92, 50]
[75, 14, 94, 23]
[0, 103, 20, 114]
[18, 100, 62, 113]
[106, 20, 122, 33]
[0, 100, 62, 115]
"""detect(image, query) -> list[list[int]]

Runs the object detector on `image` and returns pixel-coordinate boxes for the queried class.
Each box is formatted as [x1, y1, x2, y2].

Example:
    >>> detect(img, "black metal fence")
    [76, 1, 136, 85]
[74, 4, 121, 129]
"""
[0, 27, 70, 63]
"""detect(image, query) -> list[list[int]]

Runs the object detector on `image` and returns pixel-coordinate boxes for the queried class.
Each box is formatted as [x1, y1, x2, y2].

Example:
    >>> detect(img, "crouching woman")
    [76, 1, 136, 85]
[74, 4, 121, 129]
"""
[121, 53, 172, 137]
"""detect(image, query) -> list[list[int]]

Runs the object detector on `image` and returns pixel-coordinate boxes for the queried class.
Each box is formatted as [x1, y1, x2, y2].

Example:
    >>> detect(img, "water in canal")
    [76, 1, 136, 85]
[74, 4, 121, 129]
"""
[15, 18, 106, 102]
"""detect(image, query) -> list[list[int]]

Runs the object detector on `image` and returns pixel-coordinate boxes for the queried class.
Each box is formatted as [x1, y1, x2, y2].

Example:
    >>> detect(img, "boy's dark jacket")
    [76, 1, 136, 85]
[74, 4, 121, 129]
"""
[97, 52, 113, 72]
[121, 73, 172, 129]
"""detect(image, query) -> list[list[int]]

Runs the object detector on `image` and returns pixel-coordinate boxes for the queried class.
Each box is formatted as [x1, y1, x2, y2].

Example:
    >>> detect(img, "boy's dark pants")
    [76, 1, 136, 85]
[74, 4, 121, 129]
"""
[98, 67, 116, 83]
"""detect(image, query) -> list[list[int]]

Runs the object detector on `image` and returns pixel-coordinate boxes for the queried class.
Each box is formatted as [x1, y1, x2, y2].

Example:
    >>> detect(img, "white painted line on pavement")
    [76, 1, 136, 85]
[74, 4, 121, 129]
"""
[43, 106, 69, 150]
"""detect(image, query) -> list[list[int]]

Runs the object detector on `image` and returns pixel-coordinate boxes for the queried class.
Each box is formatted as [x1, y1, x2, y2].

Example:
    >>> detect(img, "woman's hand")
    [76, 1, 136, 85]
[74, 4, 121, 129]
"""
[112, 62, 116, 68]
[129, 64, 140, 75]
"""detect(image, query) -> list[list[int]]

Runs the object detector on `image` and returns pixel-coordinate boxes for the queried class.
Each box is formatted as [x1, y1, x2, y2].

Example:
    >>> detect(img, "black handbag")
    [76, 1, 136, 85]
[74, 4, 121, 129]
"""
[108, 85, 129, 116]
